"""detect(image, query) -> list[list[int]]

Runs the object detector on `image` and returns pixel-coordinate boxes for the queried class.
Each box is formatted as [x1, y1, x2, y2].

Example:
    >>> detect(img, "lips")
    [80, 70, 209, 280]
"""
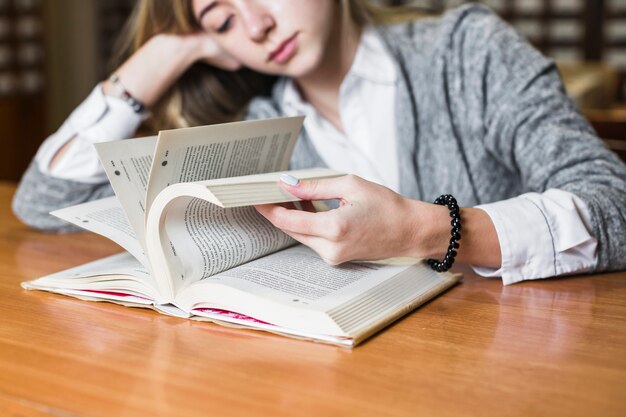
[268, 33, 298, 64]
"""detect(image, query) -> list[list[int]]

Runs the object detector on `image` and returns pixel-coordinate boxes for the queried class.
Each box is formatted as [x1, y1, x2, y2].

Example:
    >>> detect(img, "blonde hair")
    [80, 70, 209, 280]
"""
[112, 0, 427, 132]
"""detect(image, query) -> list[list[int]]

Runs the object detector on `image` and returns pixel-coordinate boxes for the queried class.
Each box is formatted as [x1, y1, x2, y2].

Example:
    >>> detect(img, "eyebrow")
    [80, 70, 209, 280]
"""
[197, 1, 217, 22]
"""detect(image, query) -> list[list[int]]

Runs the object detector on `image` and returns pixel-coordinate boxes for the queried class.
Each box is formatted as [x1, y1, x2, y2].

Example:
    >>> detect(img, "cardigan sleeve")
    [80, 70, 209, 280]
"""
[448, 4, 626, 273]
[12, 162, 114, 232]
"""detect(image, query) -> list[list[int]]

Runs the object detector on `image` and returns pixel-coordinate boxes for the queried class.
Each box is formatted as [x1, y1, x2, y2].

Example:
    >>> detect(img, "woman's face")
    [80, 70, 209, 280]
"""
[191, 0, 339, 78]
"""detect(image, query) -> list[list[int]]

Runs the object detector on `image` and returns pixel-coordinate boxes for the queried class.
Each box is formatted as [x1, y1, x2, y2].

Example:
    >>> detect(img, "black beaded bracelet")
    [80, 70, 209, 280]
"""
[426, 194, 461, 273]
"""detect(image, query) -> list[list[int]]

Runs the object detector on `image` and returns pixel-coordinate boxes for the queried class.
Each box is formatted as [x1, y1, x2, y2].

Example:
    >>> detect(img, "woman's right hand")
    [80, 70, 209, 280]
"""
[103, 32, 242, 108]
[189, 32, 242, 71]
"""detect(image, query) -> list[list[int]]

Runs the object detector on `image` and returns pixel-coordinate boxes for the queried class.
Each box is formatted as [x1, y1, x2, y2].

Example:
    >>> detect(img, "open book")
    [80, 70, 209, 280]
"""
[22, 116, 460, 347]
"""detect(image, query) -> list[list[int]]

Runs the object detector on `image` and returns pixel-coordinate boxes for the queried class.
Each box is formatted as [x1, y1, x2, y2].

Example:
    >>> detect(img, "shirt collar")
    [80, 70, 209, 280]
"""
[350, 26, 397, 85]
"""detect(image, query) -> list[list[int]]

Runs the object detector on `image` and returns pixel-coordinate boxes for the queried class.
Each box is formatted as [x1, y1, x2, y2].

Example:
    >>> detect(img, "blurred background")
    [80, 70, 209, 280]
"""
[0, 0, 625, 182]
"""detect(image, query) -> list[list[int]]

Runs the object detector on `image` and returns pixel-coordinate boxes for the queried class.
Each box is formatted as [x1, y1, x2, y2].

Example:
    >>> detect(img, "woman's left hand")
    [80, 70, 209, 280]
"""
[254, 175, 450, 265]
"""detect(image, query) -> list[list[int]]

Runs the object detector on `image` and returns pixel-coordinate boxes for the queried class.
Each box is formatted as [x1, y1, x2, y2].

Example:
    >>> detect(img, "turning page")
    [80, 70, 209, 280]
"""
[144, 169, 343, 299]
[145, 116, 304, 213]
[51, 197, 148, 268]
[165, 201, 294, 289]
[95, 136, 158, 247]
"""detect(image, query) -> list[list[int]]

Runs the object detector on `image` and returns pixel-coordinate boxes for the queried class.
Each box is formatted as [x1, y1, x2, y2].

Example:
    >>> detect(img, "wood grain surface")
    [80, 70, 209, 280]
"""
[1, 181, 625, 417]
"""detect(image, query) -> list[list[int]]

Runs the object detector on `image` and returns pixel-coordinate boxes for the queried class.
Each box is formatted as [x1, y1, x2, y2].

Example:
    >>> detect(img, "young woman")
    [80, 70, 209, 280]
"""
[13, 0, 626, 285]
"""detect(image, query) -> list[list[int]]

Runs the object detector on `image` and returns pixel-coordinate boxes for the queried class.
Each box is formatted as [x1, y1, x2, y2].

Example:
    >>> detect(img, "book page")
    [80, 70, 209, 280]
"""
[201, 168, 343, 207]
[186, 245, 412, 309]
[147, 168, 342, 210]
[22, 252, 160, 302]
[51, 197, 149, 268]
[145, 116, 303, 214]
[173, 245, 450, 336]
[155, 196, 295, 295]
[144, 168, 341, 298]
[94, 136, 157, 248]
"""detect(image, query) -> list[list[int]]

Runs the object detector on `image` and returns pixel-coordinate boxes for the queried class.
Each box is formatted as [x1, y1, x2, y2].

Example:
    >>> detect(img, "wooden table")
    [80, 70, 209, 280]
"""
[1, 181, 625, 417]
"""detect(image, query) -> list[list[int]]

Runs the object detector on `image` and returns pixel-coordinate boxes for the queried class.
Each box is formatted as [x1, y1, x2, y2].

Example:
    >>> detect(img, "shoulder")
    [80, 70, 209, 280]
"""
[438, 3, 510, 39]
[381, 4, 526, 60]
[380, 4, 549, 88]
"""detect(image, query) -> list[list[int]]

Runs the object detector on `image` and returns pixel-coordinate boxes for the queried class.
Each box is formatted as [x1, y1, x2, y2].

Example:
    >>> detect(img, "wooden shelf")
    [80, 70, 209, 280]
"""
[0, 0, 45, 181]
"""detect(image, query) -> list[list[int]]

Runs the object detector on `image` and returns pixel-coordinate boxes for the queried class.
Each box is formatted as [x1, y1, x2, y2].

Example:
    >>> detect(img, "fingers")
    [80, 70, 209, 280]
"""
[255, 203, 348, 242]
[213, 56, 242, 71]
[201, 54, 242, 71]
[254, 174, 374, 265]
[279, 229, 349, 266]
[193, 33, 242, 70]
[255, 204, 344, 263]
[279, 174, 361, 201]
[256, 204, 327, 236]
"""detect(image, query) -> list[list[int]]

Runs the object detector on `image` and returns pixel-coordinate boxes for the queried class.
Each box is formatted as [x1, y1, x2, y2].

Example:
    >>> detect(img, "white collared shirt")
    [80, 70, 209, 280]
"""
[35, 27, 598, 284]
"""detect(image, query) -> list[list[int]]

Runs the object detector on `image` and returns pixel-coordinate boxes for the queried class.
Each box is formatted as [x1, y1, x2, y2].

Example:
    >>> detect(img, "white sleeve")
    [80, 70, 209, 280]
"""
[473, 189, 598, 286]
[35, 84, 143, 184]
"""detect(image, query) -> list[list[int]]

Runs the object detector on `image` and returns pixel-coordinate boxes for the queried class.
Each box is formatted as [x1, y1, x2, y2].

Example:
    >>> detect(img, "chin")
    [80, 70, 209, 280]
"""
[282, 49, 324, 79]
[247, 44, 322, 79]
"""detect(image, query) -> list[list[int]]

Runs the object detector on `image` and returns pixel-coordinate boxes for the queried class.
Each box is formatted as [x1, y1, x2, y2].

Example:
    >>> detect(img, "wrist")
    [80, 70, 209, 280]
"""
[107, 74, 145, 113]
[403, 199, 452, 259]
[149, 34, 200, 67]
[105, 34, 199, 108]
[176, 34, 206, 67]
[454, 207, 501, 267]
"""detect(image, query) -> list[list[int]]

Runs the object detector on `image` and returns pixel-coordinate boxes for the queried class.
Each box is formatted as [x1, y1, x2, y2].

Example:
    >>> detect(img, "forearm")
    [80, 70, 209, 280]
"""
[104, 34, 200, 107]
[420, 191, 604, 284]
[48, 35, 201, 173]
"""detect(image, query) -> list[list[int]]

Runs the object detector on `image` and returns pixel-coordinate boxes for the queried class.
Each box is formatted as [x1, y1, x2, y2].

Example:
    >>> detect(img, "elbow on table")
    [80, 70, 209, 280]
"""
[11, 184, 79, 233]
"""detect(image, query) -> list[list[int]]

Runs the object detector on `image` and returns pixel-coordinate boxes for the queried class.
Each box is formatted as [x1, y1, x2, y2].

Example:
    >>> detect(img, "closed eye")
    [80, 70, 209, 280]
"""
[216, 15, 234, 33]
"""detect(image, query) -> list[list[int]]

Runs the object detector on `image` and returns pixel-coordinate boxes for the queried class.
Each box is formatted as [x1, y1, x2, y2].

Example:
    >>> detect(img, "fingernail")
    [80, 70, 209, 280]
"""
[279, 173, 300, 186]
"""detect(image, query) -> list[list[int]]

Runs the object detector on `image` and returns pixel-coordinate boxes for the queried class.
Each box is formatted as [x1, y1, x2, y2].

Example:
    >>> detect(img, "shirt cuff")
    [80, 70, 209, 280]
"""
[35, 83, 143, 183]
[473, 190, 598, 285]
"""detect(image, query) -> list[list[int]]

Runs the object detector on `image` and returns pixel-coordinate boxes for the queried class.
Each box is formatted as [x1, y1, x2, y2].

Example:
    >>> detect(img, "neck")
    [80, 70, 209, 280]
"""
[294, 4, 361, 130]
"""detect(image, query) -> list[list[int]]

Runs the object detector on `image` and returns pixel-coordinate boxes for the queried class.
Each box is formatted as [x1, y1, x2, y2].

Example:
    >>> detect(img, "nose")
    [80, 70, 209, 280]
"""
[237, 1, 275, 42]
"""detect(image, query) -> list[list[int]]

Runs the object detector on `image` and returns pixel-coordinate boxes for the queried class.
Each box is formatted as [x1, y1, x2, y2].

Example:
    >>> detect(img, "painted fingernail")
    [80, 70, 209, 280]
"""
[279, 173, 300, 186]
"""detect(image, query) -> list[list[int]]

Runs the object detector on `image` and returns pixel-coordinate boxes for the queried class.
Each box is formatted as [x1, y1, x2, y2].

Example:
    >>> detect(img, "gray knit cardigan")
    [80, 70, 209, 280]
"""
[13, 4, 626, 275]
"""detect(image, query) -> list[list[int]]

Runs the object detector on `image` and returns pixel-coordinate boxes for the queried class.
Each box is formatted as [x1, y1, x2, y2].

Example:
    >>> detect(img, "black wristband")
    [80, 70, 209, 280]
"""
[426, 194, 461, 273]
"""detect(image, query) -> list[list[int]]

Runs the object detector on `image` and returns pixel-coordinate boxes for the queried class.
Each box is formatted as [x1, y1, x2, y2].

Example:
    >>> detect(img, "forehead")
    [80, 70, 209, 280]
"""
[192, 0, 220, 20]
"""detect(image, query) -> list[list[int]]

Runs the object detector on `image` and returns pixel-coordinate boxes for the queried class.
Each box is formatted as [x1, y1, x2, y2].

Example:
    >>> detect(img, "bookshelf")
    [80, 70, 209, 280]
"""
[95, 0, 135, 78]
[0, 0, 135, 181]
[0, 0, 45, 181]
[391, 0, 626, 101]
